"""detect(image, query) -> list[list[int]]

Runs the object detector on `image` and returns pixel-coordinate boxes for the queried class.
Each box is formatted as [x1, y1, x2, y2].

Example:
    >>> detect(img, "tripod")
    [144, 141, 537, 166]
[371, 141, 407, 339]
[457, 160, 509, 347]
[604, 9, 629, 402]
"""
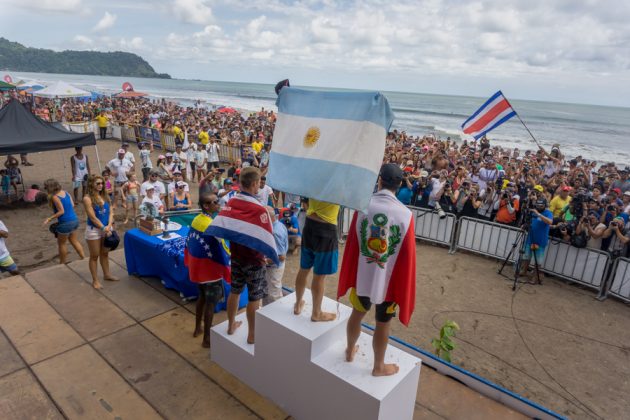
[498, 221, 541, 291]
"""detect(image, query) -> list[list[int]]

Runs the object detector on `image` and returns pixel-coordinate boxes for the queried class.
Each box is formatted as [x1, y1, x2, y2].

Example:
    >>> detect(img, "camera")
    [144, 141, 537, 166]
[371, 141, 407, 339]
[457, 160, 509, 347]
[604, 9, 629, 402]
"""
[523, 165, 530, 173]
[611, 221, 618, 228]
[434, 202, 447, 219]
[607, 205, 616, 212]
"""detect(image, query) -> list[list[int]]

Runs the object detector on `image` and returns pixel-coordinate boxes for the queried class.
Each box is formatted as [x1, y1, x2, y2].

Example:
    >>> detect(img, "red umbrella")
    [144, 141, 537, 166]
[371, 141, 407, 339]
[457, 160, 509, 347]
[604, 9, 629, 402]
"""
[116, 90, 148, 98]
[217, 106, 237, 114]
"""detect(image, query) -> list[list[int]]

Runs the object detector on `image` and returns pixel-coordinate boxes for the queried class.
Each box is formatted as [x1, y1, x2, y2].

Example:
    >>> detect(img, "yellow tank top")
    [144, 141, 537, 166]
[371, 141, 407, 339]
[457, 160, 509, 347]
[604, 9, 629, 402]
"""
[307, 199, 340, 225]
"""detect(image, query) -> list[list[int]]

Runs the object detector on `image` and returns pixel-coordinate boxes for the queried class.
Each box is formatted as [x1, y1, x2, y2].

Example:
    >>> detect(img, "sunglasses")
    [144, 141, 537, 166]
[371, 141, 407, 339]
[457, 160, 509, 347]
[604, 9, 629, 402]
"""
[95, 182, 104, 185]
[204, 200, 219, 205]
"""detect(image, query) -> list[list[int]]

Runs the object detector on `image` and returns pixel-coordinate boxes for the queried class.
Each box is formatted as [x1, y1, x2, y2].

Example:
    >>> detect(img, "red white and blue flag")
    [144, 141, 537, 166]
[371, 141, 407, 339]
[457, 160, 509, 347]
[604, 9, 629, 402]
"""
[184, 213, 231, 284]
[461, 91, 516, 140]
[204, 192, 280, 266]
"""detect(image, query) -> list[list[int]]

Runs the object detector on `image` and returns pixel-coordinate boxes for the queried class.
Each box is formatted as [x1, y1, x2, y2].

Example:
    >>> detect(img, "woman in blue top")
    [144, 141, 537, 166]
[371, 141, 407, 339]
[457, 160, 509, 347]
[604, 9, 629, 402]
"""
[83, 175, 116, 289]
[43, 179, 85, 264]
[169, 181, 191, 211]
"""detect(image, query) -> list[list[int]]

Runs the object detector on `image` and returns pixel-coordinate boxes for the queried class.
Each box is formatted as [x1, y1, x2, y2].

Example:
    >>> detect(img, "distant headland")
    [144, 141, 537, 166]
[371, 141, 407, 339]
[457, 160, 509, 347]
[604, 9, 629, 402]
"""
[0, 38, 171, 79]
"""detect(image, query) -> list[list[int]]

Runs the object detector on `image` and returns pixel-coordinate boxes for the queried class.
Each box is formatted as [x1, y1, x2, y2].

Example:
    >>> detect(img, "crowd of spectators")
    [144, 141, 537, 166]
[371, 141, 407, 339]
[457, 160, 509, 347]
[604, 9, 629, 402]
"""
[18, 96, 630, 258]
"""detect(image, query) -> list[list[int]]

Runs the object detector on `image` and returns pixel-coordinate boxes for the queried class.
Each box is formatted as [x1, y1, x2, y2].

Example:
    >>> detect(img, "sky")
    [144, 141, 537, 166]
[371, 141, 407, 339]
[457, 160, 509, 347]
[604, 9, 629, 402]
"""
[2, 0, 630, 107]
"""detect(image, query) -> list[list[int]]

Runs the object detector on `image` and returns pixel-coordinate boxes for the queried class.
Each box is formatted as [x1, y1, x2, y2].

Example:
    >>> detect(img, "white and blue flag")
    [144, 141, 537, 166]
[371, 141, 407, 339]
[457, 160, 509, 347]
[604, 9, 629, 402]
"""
[266, 88, 394, 211]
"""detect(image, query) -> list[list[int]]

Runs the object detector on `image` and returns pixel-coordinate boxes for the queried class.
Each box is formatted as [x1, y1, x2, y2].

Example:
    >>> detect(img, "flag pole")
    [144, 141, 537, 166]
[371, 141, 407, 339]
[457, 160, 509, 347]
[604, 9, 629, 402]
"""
[504, 98, 542, 149]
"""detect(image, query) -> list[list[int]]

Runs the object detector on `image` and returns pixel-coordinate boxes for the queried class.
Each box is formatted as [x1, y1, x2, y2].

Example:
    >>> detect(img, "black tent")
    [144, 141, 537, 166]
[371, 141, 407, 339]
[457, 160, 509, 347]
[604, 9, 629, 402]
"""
[0, 100, 95, 155]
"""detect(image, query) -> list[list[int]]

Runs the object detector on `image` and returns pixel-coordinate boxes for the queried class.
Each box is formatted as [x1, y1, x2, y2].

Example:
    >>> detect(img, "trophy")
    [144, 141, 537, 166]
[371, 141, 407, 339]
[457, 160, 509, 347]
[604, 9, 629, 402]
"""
[138, 203, 163, 236]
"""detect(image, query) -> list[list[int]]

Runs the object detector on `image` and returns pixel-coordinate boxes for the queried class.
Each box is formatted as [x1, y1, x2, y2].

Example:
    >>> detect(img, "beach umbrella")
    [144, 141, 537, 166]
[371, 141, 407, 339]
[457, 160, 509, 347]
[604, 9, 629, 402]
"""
[115, 90, 148, 98]
[34, 81, 91, 98]
[217, 106, 237, 114]
[0, 80, 15, 91]
[3, 75, 12, 84]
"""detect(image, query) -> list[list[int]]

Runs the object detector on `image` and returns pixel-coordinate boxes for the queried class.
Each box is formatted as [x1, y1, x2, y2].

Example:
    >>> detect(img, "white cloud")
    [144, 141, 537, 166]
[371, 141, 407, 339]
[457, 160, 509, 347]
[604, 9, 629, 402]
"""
[18, 0, 83, 13]
[93, 12, 117, 32]
[171, 0, 213, 25]
[73, 35, 93, 47]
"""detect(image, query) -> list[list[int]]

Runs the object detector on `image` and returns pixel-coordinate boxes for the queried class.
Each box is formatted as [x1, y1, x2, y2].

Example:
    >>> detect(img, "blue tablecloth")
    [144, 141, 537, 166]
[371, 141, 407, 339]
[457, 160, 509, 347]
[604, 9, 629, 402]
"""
[124, 226, 247, 311]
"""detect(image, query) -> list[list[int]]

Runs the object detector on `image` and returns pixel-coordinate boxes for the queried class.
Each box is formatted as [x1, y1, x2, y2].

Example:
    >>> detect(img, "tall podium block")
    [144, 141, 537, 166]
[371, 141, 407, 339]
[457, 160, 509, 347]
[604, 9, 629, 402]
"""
[210, 290, 421, 420]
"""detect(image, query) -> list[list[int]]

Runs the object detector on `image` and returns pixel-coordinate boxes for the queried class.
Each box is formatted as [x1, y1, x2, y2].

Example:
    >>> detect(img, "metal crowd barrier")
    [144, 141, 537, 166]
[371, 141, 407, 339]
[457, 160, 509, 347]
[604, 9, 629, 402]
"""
[451, 217, 522, 261]
[409, 206, 456, 247]
[219, 144, 242, 163]
[604, 257, 630, 302]
[539, 239, 610, 292]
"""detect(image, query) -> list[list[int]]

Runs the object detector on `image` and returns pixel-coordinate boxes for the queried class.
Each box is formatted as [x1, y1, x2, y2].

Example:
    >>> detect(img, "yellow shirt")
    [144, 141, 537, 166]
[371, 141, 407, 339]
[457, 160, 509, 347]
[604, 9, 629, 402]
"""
[307, 199, 340, 225]
[172, 126, 183, 139]
[549, 195, 571, 218]
[198, 131, 209, 145]
[95, 115, 109, 128]
[252, 141, 263, 154]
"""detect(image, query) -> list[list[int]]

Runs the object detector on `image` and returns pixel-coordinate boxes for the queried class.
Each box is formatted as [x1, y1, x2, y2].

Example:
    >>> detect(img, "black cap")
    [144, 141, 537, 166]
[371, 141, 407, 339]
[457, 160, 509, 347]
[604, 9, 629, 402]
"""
[379, 163, 403, 183]
[535, 198, 548, 208]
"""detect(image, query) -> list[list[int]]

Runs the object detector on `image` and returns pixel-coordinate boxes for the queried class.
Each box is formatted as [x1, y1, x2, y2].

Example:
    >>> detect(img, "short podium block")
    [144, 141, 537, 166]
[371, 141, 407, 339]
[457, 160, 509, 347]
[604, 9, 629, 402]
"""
[210, 290, 421, 420]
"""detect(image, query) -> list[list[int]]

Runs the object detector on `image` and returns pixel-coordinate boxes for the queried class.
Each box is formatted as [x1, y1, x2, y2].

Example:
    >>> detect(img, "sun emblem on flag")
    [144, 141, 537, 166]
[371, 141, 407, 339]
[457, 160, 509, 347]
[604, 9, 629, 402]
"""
[303, 126, 320, 147]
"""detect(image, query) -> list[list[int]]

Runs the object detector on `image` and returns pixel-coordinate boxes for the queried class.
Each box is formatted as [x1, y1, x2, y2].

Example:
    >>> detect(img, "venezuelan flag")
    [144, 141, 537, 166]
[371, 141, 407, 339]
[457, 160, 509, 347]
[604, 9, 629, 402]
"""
[184, 213, 231, 283]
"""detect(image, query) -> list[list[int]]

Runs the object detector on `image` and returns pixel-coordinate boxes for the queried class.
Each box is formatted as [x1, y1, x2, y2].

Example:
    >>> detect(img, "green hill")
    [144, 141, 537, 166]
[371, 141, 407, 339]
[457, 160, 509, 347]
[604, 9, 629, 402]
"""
[0, 38, 170, 79]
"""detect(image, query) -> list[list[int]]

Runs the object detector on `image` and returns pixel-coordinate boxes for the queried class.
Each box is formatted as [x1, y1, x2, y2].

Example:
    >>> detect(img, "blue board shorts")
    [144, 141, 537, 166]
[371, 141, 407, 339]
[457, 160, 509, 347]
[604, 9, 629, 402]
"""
[300, 217, 338, 275]
[0, 254, 18, 273]
[524, 242, 547, 262]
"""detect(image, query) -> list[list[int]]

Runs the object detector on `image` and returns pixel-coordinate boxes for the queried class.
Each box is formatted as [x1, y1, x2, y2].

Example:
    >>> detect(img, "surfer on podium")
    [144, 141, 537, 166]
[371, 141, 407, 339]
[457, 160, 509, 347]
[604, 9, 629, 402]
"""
[338, 164, 417, 376]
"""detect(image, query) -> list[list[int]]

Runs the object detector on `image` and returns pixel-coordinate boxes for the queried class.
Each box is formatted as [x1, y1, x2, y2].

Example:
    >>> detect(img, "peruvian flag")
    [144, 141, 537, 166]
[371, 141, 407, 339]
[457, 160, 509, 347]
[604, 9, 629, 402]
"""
[204, 192, 280, 266]
[461, 90, 516, 140]
[338, 190, 416, 326]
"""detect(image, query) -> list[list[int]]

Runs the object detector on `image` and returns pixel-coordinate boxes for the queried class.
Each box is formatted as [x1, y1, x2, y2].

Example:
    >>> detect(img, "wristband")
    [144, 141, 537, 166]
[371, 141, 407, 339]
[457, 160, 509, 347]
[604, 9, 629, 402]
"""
[101, 225, 106, 231]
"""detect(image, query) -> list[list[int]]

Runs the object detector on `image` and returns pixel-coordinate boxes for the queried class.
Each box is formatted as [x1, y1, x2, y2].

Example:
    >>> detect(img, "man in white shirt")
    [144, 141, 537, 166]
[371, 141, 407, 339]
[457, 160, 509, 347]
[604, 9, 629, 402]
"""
[167, 170, 190, 195]
[121, 142, 136, 166]
[206, 138, 220, 171]
[107, 149, 134, 208]
[139, 142, 153, 182]
[255, 175, 274, 205]
[0, 219, 19, 275]
[141, 170, 166, 200]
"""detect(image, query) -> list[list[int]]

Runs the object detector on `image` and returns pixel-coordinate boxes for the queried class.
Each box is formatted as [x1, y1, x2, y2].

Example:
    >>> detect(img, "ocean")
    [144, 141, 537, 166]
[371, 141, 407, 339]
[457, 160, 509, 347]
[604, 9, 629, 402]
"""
[9, 71, 630, 165]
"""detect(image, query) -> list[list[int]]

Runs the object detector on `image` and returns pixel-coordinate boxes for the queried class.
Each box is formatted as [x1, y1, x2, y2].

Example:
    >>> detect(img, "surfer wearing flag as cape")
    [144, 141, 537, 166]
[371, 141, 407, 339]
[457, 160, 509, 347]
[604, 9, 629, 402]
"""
[338, 164, 417, 376]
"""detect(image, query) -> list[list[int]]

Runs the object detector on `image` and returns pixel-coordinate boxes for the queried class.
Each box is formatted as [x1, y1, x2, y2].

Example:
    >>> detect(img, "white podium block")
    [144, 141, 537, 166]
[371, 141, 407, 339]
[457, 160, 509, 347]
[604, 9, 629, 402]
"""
[210, 290, 421, 420]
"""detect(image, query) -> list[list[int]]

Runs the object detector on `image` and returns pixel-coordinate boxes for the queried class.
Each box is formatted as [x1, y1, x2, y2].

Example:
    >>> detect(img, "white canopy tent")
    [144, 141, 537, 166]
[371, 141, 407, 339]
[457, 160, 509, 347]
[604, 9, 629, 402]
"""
[33, 81, 90, 98]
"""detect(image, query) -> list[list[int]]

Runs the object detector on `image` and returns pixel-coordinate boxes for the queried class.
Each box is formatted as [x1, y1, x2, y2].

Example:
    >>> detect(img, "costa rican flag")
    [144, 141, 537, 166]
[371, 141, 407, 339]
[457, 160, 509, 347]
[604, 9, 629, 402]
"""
[461, 91, 516, 140]
[204, 192, 280, 266]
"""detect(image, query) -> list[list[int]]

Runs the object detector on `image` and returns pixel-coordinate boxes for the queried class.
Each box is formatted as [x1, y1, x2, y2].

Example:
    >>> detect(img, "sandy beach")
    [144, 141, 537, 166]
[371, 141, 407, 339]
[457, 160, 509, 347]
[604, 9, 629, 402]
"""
[1, 139, 629, 419]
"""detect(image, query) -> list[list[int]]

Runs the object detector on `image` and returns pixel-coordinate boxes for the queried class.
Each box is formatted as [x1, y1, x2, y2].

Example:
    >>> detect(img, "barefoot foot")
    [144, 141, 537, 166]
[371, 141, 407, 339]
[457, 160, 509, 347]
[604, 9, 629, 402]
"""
[92, 281, 103, 289]
[345, 344, 359, 362]
[372, 363, 399, 376]
[227, 320, 242, 335]
[104, 276, 119, 282]
[202, 336, 210, 348]
[311, 311, 336, 322]
[247, 332, 255, 345]
[294, 299, 305, 315]
[193, 327, 202, 338]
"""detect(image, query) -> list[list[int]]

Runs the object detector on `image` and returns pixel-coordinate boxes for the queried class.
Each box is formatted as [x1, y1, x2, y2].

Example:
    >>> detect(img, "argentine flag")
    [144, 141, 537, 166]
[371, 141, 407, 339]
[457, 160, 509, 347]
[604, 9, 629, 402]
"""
[266, 88, 394, 211]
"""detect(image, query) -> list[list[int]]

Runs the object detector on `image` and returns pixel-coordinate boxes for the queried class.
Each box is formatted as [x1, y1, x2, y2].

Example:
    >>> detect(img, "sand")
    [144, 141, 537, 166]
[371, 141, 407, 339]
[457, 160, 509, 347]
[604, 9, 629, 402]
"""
[2, 139, 629, 419]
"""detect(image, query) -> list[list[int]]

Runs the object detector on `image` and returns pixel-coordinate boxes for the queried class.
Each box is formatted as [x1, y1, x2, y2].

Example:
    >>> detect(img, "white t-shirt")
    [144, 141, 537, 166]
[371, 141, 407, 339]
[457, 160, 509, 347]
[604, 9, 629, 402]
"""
[194, 149, 207, 166]
[140, 149, 152, 169]
[141, 180, 166, 197]
[207, 143, 220, 162]
[256, 184, 273, 205]
[107, 158, 133, 183]
[0, 220, 9, 259]
[168, 181, 190, 195]
[124, 151, 135, 164]
[141, 195, 164, 213]
[587, 223, 606, 250]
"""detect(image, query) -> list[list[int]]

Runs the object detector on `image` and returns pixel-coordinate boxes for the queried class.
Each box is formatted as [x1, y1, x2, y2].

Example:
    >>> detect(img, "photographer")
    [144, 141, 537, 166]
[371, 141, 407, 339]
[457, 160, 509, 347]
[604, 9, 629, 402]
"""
[576, 212, 606, 250]
[477, 185, 498, 220]
[412, 170, 430, 207]
[602, 216, 630, 259]
[280, 207, 301, 254]
[519, 198, 553, 282]
[494, 182, 520, 225]
[396, 171, 414, 205]
[454, 180, 481, 217]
